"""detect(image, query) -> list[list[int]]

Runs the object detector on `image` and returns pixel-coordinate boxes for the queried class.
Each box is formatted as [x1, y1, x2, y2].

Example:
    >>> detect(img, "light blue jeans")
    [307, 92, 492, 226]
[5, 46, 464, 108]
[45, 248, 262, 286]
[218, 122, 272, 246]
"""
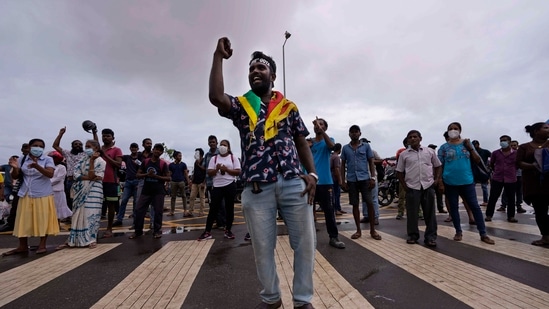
[242, 177, 316, 306]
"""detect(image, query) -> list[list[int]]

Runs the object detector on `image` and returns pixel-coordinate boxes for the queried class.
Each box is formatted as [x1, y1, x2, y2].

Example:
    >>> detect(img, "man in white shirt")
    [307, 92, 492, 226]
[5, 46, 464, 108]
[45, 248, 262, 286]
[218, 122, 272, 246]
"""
[396, 130, 442, 247]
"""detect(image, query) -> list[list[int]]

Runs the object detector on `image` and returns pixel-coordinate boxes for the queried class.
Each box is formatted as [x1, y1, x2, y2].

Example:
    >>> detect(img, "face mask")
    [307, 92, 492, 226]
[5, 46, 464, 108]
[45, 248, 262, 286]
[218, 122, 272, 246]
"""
[447, 130, 460, 139]
[219, 146, 228, 155]
[30, 147, 44, 157]
[194, 151, 200, 160]
[85, 148, 95, 156]
[500, 141, 509, 148]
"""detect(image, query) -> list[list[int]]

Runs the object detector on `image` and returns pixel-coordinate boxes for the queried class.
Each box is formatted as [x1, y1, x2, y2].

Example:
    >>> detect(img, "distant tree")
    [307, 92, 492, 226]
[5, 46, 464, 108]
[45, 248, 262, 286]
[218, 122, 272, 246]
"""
[162, 143, 175, 161]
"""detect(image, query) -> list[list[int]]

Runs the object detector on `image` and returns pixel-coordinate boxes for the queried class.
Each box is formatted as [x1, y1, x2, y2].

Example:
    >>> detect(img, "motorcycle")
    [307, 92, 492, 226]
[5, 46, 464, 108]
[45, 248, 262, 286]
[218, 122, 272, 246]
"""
[378, 164, 399, 206]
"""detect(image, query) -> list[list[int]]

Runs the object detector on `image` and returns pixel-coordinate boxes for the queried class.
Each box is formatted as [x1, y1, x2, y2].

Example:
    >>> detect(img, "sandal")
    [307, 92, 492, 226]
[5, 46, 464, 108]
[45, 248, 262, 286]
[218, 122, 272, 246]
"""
[444, 217, 452, 222]
[101, 232, 113, 239]
[88, 242, 97, 249]
[351, 232, 361, 239]
[36, 248, 47, 254]
[531, 239, 549, 246]
[453, 233, 463, 241]
[128, 233, 142, 239]
[56, 243, 70, 251]
[2, 248, 28, 256]
[370, 232, 382, 240]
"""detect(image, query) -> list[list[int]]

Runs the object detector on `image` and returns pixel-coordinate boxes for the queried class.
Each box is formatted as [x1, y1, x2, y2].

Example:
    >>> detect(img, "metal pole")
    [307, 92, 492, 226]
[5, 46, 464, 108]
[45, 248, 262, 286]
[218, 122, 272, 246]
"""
[282, 31, 291, 96]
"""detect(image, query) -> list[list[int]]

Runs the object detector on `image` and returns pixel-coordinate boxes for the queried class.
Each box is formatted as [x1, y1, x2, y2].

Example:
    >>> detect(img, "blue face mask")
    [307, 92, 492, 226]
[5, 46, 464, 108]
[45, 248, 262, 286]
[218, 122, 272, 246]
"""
[85, 148, 95, 156]
[500, 141, 509, 149]
[30, 147, 44, 157]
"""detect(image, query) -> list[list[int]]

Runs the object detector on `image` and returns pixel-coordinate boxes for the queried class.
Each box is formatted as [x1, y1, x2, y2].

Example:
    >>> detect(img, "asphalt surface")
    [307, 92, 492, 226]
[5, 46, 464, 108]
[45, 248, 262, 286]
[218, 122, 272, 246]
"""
[1, 186, 548, 309]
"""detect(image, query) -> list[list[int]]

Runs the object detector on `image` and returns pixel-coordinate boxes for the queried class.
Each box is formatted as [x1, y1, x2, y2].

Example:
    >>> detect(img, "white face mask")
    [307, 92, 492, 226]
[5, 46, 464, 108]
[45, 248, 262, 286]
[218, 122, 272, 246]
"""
[219, 145, 228, 155]
[194, 151, 200, 160]
[447, 129, 460, 139]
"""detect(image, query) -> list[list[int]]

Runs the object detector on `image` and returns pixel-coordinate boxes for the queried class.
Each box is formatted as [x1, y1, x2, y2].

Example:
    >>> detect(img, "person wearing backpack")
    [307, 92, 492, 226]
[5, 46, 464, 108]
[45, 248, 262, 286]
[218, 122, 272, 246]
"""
[517, 122, 549, 246]
[129, 143, 171, 239]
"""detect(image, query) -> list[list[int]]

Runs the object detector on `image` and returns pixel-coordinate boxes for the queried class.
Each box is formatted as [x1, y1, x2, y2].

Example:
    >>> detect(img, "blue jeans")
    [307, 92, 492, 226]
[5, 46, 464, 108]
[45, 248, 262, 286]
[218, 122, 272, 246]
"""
[480, 182, 489, 203]
[444, 183, 487, 236]
[117, 179, 139, 222]
[362, 180, 379, 218]
[242, 177, 316, 306]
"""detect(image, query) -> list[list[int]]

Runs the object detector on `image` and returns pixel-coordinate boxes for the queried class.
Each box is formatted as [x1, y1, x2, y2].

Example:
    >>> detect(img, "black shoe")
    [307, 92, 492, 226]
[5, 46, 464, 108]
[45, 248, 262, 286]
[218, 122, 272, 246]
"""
[0, 224, 14, 233]
[438, 209, 448, 213]
[112, 220, 123, 227]
[406, 237, 418, 244]
[360, 217, 369, 223]
[329, 237, 346, 249]
[254, 299, 282, 309]
[517, 207, 527, 213]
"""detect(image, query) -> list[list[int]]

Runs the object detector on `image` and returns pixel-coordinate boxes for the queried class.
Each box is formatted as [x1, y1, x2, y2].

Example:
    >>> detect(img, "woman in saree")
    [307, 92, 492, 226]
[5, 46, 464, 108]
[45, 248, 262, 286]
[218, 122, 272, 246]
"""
[58, 139, 105, 249]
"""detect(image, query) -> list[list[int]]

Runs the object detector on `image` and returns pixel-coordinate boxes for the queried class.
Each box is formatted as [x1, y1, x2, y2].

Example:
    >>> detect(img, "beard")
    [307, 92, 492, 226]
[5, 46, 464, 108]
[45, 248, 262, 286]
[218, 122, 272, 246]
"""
[144, 146, 152, 153]
[250, 80, 271, 97]
[70, 147, 83, 155]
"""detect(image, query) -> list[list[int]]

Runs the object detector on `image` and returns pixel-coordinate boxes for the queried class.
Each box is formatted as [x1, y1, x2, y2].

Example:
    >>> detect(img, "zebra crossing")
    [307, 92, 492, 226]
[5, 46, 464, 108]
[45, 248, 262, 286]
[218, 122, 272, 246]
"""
[0, 197, 547, 308]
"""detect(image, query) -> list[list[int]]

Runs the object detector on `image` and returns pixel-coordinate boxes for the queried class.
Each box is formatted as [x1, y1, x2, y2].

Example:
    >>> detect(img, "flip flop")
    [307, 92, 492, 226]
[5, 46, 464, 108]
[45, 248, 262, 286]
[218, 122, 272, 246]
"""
[56, 243, 70, 251]
[351, 232, 361, 239]
[2, 249, 28, 256]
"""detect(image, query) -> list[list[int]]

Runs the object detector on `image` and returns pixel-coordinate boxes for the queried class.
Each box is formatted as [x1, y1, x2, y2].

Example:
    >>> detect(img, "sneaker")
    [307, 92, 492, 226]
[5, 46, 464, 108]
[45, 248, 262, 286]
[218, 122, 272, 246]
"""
[244, 233, 251, 241]
[112, 220, 123, 227]
[224, 230, 235, 239]
[329, 237, 345, 249]
[198, 231, 212, 241]
[517, 207, 527, 214]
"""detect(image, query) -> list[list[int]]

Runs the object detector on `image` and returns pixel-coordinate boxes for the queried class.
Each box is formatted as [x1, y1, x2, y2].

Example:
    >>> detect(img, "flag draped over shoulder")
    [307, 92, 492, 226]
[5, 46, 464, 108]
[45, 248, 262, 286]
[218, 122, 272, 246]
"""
[238, 90, 297, 141]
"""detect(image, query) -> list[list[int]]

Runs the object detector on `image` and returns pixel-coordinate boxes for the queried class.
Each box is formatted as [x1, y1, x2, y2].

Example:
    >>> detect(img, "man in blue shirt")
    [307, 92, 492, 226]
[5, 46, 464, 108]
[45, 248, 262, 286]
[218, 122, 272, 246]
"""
[341, 125, 381, 241]
[310, 118, 345, 249]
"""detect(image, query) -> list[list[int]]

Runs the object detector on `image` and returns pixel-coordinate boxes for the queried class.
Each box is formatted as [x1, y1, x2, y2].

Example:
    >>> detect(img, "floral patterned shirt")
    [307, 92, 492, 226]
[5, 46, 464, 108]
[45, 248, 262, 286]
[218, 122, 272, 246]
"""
[220, 95, 309, 183]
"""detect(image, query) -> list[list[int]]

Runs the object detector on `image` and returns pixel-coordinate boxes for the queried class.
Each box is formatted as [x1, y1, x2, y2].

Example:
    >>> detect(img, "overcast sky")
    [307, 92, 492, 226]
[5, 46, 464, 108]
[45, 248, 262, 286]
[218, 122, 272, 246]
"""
[2, 0, 548, 166]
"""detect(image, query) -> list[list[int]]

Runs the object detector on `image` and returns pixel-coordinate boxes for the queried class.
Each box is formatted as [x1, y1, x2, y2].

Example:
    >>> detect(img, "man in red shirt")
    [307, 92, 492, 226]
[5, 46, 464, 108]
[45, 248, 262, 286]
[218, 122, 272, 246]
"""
[100, 128, 123, 238]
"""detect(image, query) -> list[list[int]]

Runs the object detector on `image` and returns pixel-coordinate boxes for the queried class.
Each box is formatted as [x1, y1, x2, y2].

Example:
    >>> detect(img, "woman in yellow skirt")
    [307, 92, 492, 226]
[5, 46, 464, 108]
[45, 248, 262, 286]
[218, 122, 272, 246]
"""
[2, 138, 59, 256]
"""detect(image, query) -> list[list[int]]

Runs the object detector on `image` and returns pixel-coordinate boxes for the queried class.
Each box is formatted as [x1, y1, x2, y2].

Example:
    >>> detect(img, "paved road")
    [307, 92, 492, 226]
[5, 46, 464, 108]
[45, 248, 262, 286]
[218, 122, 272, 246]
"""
[1, 185, 548, 309]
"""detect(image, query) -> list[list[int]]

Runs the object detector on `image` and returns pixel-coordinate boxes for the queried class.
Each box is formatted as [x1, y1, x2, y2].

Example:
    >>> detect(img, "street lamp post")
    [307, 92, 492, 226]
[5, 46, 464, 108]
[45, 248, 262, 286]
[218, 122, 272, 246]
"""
[282, 31, 291, 96]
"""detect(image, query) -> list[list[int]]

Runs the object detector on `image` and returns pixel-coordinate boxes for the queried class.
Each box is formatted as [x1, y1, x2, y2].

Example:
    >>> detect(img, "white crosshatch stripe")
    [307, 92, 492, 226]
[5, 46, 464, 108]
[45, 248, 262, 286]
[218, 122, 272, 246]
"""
[91, 240, 213, 309]
[275, 236, 373, 309]
[341, 230, 549, 309]
[0, 243, 120, 307]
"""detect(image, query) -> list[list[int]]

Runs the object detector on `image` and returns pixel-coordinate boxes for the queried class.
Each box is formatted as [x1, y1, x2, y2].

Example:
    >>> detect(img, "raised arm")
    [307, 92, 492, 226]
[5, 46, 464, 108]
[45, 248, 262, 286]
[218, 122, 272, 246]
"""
[52, 127, 66, 153]
[209, 37, 233, 113]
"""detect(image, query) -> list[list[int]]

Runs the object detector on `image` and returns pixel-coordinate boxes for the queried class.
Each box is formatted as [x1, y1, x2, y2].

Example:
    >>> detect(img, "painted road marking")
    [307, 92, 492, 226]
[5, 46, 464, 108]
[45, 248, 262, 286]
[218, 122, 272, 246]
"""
[342, 230, 549, 309]
[276, 236, 373, 309]
[0, 243, 120, 307]
[91, 240, 213, 309]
